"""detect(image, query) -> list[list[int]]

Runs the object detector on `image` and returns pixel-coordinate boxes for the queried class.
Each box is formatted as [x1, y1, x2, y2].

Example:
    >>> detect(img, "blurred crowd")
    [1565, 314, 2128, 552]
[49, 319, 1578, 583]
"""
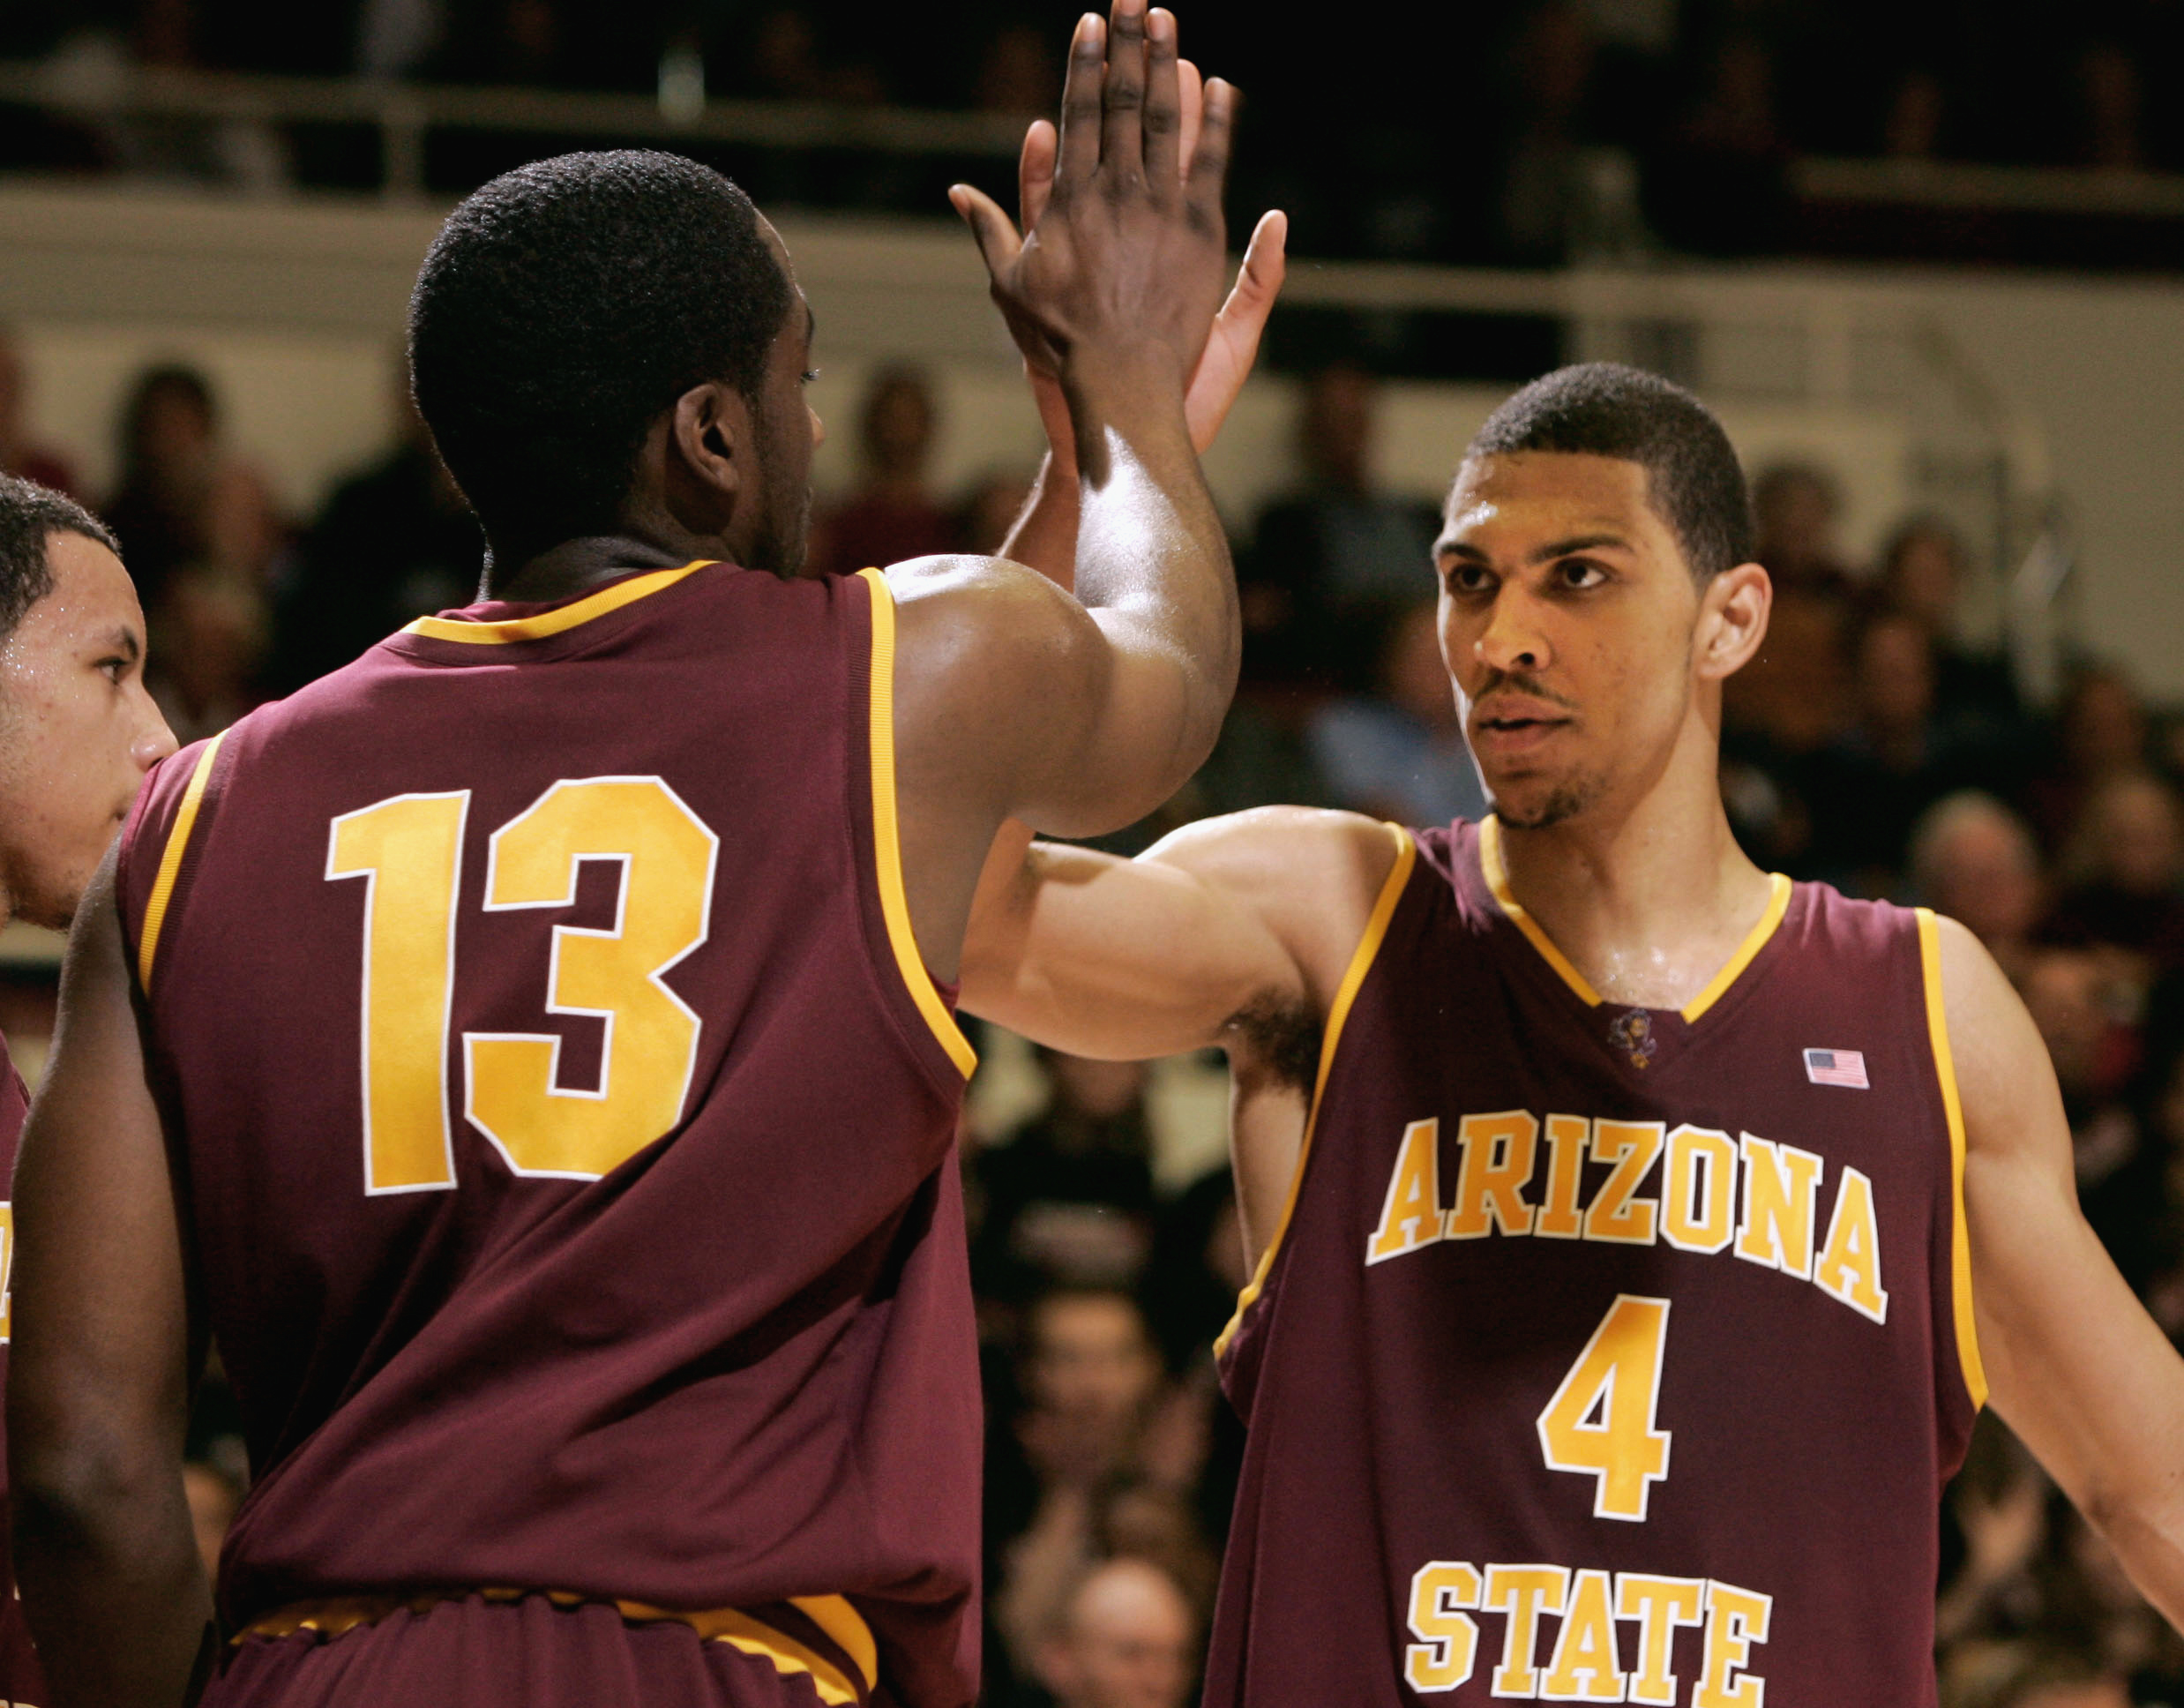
[14, 333, 2184, 1703]
[5, 0, 2184, 261]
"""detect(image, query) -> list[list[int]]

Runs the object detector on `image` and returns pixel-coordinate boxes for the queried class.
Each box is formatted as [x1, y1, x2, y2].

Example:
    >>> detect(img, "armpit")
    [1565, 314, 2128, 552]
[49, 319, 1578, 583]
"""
[1223, 989, 1321, 1097]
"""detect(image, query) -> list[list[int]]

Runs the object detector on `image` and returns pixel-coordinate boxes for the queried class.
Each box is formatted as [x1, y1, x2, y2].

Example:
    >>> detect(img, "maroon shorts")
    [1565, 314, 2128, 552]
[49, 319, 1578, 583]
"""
[212, 1593, 865, 1707]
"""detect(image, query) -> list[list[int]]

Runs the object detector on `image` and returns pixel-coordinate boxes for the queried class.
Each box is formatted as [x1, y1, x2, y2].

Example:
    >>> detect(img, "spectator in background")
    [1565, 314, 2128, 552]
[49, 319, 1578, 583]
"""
[1240, 364, 1440, 690]
[806, 365, 957, 578]
[975, 1053, 1158, 1308]
[1882, 67, 1948, 160]
[1034, 1557, 1198, 1708]
[272, 363, 479, 693]
[2076, 42, 2146, 171]
[2027, 663, 2150, 854]
[1647, 30, 1791, 255]
[1801, 605, 1964, 894]
[2019, 947, 2155, 1285]
[991, 1289, 1180, 1679]
[1494, 1, 1599, 266]
[1911, 792, 2046, 985]
[975, 23, 1061, 117]
[1877, 513, 2023, 744]
[2048, 771, 2184, 984]
[102, 363, 283, 610]
[1752, 460, 1853, 593]
[1720, 575, 1851, 872]
[0, 331, 76, 495]
[1308, 600, 1489, 828]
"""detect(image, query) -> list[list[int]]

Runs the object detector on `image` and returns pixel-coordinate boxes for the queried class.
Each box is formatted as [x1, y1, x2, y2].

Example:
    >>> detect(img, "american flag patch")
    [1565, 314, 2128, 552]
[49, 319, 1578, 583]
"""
[1804, 1048, 1869, 1089]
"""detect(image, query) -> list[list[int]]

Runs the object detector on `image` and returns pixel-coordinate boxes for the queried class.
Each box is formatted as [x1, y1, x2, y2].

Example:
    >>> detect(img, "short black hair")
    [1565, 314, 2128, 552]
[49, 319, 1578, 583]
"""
[1466, 363, 1754, 581]
[408, 150, 793, 560]
[0, 475, 120, 641]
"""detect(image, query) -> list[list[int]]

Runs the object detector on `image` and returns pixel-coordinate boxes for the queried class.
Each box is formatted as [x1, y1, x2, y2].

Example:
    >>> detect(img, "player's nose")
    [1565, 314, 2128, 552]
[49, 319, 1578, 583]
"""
[1473, 588, 1552, 674]
[131, 685, 179, 769]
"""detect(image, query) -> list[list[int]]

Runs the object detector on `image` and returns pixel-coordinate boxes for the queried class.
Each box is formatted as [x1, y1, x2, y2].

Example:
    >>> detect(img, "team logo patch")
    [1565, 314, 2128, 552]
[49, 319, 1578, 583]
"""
[1804, 1047, 1868, 1089]
[1608, 1009, 1657, 1069]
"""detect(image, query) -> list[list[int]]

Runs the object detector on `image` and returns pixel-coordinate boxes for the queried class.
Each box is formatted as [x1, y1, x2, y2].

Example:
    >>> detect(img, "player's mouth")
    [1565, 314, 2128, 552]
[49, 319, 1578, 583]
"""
[1470, 699, 1574, 756]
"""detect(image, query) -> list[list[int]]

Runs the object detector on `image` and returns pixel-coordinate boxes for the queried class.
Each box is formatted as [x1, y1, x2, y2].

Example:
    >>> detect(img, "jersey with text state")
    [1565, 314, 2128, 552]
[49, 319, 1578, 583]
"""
[0, 1034, 47, 1704]
[116, 563, 981, 1707]
[1209, 817, 1982, 1708]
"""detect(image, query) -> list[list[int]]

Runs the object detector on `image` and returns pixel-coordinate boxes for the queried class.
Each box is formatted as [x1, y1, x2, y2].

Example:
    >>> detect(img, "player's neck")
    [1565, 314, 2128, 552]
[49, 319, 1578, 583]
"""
[1496, 738, 1775, 1013]
[483, 535, 702, 606]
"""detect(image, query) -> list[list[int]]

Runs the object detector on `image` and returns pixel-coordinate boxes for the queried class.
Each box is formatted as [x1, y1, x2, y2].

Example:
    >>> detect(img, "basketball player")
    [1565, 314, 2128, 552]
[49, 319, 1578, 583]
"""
[961, 363, 2184, 1704]
[7, 6, 1281, 1703]
[0, 474, 176, 1705]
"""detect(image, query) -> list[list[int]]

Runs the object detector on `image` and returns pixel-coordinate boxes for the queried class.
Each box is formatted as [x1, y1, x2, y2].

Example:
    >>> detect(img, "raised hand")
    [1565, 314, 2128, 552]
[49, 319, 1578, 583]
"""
[999, 38, 1285, 466]
[951, 2, 1233, 406]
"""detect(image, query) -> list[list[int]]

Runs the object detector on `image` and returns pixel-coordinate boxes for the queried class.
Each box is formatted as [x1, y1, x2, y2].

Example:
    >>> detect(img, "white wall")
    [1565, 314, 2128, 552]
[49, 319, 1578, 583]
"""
[0, 184, 2177, 693]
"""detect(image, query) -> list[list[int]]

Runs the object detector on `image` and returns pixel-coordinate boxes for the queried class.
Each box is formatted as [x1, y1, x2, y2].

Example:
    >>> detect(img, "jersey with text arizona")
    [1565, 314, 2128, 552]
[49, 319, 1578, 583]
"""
[115, 562, 981, 1707]
[1209, 816, 1982, 1707]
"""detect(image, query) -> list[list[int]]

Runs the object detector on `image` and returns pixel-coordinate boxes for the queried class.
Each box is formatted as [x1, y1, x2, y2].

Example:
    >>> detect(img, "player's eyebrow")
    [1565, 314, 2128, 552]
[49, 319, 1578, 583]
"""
[104, 626, 141, 663]
[804, 303, 817, 346]
[1527, 533, 1631, 563]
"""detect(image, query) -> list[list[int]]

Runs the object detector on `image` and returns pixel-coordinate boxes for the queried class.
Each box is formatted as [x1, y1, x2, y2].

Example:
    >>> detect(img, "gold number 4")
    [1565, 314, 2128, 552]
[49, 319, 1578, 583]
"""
[1536, 1293, 1673, 1522]
[327, 778, 719, 1194]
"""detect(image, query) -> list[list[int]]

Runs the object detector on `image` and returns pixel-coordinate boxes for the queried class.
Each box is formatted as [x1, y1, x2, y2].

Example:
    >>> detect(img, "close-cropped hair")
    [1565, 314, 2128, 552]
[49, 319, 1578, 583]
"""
[0, 474, 121, 642]
[1466, 363, 1755, 581]
[408, 149, 793, 560]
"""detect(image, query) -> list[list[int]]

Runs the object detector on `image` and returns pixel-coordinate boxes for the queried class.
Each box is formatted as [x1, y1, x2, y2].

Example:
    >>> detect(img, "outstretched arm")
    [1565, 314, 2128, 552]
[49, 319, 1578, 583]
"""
[1950, 915, 2184, 1624]
[10, 851, 212, 1706]
[962, 807, 1402, 1259]
[892, 1, 1261, 978]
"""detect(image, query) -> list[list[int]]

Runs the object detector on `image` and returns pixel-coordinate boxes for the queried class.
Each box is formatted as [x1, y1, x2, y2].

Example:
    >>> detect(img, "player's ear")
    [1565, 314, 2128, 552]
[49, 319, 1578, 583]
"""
[663, 381, 750, 526]
[1694, 561, 1771, 683]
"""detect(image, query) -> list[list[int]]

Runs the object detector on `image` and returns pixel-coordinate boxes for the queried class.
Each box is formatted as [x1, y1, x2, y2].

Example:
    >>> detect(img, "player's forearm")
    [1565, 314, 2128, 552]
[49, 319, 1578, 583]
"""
[999, 450, 1081, 591]
[1065, 357, 1238, 792]
[12, 1432, 211, 1705]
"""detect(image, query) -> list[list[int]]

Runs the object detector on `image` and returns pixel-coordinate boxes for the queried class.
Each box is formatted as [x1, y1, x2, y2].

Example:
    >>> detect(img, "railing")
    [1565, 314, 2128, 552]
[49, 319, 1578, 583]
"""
[0, 58, 1026, 202]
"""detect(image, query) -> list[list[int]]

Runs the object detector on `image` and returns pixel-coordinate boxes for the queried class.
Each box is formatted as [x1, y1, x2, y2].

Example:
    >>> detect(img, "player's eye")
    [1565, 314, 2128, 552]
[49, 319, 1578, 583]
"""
[1554, 558, 1608, 590]
[97, 658, 129, 684]
[801, 367, 821, 385]
[1442, 560, 1493, 595]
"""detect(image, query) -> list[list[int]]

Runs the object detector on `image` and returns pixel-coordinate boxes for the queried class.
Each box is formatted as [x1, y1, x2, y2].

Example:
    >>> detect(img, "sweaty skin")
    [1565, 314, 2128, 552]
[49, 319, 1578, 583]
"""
[961, 449, 2184, 1633]
[6, 6, 1282, 1703]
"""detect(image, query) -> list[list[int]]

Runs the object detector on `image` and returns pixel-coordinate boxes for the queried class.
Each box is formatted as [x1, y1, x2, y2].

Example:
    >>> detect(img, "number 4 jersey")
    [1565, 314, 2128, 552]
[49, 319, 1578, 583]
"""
[116, 562, 981, 1706]
[1209, 817, 1982, 1707]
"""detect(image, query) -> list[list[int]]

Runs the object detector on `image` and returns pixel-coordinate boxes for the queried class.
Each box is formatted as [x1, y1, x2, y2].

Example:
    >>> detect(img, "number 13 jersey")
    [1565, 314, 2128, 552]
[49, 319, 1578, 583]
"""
[116, 562, 980, 1707]
[1209, 817, 1982, 1707]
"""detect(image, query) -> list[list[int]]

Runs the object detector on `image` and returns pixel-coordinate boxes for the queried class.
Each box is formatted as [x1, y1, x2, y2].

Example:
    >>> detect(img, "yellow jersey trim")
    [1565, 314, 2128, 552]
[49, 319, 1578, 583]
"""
[1480, 815, 1793, 1024]
[136, 730, 227, 990]
[236, 1590, 875, 1704]
[400, 562, 707, 645]
[1918, 907, 1989, 1411]
[1679, 872, 1794, 1023]
[1479, 814, 1603, 1007]
[1215, 821, 1414, 1360]
[856, 568, 977, 1080]
[790, 1593, 880, 1691]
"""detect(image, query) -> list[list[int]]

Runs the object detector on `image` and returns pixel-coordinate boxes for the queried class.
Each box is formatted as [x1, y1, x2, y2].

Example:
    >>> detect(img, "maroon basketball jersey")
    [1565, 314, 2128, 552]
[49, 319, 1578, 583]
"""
[0, 1032, 48, 1703]
[1210, 817, 1981, 1707]
[115, 563, 981, 1707]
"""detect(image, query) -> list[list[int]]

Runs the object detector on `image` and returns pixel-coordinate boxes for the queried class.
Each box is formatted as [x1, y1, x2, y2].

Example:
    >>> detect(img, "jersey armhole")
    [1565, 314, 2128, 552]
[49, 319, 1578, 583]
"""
[1215, 821, 1416, 1360]
[854, 568, 977, 1080]
[1918, 906, 1989, 1412]
[131, 730, 229, 993]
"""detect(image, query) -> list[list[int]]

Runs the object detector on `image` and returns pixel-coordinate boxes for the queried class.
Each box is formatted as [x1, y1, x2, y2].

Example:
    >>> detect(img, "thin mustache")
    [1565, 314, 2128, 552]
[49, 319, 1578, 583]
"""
[1470, 673, 1580, 715]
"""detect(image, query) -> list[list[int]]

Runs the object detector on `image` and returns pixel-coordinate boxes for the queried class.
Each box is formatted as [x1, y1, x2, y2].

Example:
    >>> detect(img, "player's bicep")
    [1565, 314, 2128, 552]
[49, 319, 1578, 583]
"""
[961, 831, 1301, 1060]
[11, 852, 194, 1499]
[1948, 917, 2184, 1522]
[889, 557, 1213, 839]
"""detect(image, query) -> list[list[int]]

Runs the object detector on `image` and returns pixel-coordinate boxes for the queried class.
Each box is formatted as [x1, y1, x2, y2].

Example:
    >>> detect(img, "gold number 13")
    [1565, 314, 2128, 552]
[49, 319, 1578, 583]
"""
[326, 777, 720, 1194]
